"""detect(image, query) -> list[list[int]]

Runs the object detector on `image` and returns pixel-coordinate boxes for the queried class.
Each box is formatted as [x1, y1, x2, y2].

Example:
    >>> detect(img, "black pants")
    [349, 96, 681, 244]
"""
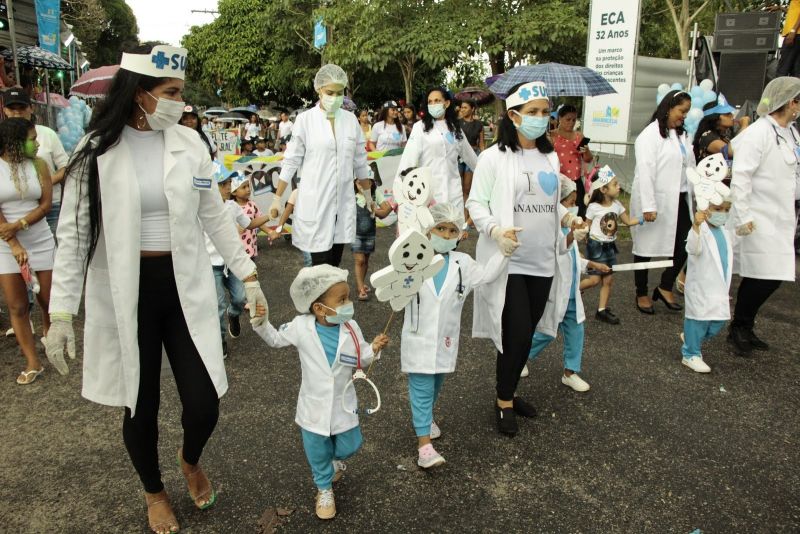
[497, 274, 553, 401]
[311, 243, 345, 267]
[575, 177, 587, 218]
[777, 39, 800, 77]
[732, 278, 782, 330]
[123, 256, 220, 494]
[634, 193, 692, 297]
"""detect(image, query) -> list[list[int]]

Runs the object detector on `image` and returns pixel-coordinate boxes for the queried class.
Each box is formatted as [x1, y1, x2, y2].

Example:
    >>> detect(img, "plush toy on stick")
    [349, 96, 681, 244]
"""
[395, 167, 435, 234]
[687, 153, 730, 210]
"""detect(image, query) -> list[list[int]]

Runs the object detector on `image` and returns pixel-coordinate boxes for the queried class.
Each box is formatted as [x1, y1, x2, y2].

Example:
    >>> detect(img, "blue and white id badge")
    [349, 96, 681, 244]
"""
[339, 353, 358, 367]
[192, 176, 213, 190]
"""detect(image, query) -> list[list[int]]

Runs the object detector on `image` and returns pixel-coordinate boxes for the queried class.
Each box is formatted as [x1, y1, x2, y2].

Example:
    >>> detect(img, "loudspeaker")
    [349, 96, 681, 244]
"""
[717, 53, 768, 106]
[713, 30, 778, 52]
[715, 12, 780, 32]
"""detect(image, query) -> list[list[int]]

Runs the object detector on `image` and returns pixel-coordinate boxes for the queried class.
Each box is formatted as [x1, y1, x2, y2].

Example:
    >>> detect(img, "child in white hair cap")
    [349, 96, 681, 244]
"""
[679, 191, 733, 373]
[522, 176, 610, 391]
[251, 264, 389, 520]
[400, 202, 507, 469]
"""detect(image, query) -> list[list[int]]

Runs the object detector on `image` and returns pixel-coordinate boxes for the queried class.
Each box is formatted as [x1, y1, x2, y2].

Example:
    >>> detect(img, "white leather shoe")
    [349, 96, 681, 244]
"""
[682, 356, 711, 373]
[561, 373, 590, 392]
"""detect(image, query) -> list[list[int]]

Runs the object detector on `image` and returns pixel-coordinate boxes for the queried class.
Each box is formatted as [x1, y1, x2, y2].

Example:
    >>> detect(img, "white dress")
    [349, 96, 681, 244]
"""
[0, 159, 54, 273]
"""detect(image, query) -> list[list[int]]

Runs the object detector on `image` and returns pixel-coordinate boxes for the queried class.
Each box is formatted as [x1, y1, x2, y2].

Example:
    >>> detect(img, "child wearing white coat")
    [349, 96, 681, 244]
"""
[680, 196, 733, 373]
[401, 202, 507, 468]
[253, 265, 389, 519]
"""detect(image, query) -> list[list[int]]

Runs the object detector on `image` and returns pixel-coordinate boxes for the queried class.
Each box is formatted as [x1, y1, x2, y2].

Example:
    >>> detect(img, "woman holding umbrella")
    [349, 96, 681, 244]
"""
[467, 80, 565, 436]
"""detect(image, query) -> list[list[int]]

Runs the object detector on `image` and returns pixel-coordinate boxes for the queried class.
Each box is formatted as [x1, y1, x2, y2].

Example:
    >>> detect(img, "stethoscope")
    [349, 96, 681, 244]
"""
[340, 321, 381, 415]
[409, 258, 464, 333]
[771, 123, 800, 167]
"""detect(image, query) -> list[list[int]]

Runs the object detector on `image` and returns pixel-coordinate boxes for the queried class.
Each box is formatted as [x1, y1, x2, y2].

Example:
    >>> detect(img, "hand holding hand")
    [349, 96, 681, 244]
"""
[491, 226, 522, 257]
[371, 333, 389, 353]
[267, 229, 281, 243]
[694, 211, 707, 226]
[269, 196, 282, 220]
[643, 211, 657, 222]
[244, 280, 268, 326]
[45, 313, 76, 375]
[736, 221, 755, 236]
[573, 227, 589, 242]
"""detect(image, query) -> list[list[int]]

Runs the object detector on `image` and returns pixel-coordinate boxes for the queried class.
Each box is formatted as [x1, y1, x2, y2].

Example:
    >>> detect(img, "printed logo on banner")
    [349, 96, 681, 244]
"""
[591, 105, 621, 127]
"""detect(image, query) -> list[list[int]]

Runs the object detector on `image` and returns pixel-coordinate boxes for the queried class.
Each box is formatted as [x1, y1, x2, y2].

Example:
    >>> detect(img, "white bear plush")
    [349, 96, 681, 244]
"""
[396, 167, 435, 234]
[687, 153, 731, 210]
[370, 229, 445, 311]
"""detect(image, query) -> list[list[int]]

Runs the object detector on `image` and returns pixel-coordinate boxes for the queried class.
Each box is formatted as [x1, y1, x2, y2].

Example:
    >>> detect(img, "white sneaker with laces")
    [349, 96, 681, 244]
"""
[682, 356, 711, 373]
[417, 443, 446, 469]
[430, 421, 441, 440]
[315, 488, 336, 519]
[520, 364, 529, 378]
[332, 460, 346, 483]
[561, 373, 591, 392]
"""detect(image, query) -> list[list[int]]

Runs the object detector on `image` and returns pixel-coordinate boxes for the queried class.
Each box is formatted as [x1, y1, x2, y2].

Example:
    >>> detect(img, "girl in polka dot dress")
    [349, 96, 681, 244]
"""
[231, 175, 270, 258]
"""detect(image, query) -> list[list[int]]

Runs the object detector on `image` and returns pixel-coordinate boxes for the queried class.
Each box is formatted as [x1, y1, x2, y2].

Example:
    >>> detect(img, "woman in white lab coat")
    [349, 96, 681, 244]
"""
[630, 90, 694, 314]
[396, 87, 478, 215]
[727, 77, 800, 354]
[43, 46, 268, 534]
[271, 64, 372, 267]
[466, 80, 565, 437]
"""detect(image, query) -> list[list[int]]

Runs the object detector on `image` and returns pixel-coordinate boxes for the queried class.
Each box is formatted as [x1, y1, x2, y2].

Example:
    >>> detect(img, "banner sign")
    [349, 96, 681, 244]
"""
[212, 128, 240, 160]
[35, 0, 61, 54]
[314, 18, 327, 49]
[582, 0, 642, 156]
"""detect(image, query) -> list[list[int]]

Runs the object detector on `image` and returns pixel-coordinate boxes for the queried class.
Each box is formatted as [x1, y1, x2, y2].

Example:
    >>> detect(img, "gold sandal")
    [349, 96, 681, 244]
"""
[16, 367, 43, 385]
[145, 491, 179, 534]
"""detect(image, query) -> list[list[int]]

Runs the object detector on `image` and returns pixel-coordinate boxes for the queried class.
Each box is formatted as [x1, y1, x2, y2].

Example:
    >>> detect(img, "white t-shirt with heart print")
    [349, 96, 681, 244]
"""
[586, 200, 626, 243]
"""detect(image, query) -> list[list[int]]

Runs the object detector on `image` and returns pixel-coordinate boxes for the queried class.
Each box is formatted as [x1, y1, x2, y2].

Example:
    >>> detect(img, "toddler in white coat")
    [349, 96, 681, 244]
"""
[253, 265, 389, 519]
[401, 202, 507, 468]
[681, 196, 733, 373]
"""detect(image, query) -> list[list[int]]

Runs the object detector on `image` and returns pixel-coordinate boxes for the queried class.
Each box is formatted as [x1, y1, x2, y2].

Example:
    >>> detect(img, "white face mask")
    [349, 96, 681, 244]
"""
[566, 206, 579, 216]
[320, 94, 344, 116]
[140, 90, 184, 130]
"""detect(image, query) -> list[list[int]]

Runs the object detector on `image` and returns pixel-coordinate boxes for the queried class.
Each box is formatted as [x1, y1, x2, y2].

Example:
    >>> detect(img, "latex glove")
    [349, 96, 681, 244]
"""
[490, 226, 522, 257]
[561, 212, 582, 229]
[736, 221, 755, 236]
[269, 196, 282, 220]
[573, 227, 589, 242]
[45, 313, 76, 375]
[361, 188, 377, 218]
[244, 281, 268, 327]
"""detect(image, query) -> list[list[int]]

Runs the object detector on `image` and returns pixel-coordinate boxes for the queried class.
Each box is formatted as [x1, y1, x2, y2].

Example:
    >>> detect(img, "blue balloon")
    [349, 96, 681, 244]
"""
[671, 82, 683, 91]
[703, 90, 716, 104]
[690, 86, 704, 98]
[691, 96, 703, 109]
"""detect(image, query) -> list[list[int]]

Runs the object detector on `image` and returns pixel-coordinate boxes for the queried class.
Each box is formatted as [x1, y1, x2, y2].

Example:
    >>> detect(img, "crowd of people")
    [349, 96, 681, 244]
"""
[0, 42, 795, 532]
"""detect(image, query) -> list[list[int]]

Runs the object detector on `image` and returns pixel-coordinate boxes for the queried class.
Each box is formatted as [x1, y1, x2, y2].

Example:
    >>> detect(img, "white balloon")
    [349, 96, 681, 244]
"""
[657, 83, 670, 96]
[699, 79, 714, 91]
[687, 108, 704, 123]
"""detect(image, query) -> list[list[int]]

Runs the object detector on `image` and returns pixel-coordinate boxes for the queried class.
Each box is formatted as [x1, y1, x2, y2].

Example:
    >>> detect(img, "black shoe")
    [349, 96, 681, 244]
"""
[745, 329, 769, 351]
[652, 287, 683, 311]
[727, 327, 752, 356]
[495, 404, 518, 436]
[228, 313, 241, 338]
[512, 397, 537, 418]
[596, 308, 620, 325]
[635, 297, 655, 315]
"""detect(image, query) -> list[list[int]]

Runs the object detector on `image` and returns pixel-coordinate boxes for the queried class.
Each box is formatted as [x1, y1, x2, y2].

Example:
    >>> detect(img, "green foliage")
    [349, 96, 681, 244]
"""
[92, 0, 139, 66]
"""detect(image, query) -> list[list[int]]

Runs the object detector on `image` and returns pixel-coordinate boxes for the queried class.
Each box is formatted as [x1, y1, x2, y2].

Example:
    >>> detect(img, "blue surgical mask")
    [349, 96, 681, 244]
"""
[707, 211, 729, 227]
[430, 234, 458, 253]
[428, 103, 446, 119]
[321, 302, 354, 324]
[512, 111, 548, 140]
[566, 206, 579, 217]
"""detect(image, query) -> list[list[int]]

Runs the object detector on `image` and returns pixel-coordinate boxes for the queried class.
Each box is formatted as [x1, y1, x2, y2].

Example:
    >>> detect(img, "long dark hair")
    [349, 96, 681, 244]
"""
[496, 84, 554, 154]
[64, 46, 166, 269]
[692, 101, 729, 160]
[182, 110, 213, 156]
[403, 103, 417, 124]
[557, 104, 577, 118]
[651, 90, 690, 138]
[0, 118, 35, 194]
[421, 88, 462, 140]
[376, 106, 402, 133]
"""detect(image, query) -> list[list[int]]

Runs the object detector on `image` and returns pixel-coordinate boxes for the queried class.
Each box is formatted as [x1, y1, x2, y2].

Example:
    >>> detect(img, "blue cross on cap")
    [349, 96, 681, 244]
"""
[152, 51, 170, 70]
[518, 87, 531, 101]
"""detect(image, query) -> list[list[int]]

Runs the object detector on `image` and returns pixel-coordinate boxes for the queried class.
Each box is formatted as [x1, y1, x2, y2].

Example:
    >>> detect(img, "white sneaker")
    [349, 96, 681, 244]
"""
[315, 488, 336, 519]
[332, 460, 346, 483]
[417, 443, 446, 469]
[561, 373, 591, 392]
[430, 421, 441, 440]
[682, 356, 711, 373]
[520, 364, 529, 378]
[6, 320, 34, 337]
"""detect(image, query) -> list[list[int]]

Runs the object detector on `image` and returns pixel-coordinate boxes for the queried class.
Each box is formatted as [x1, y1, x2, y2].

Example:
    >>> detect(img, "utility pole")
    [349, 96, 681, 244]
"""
[190, 9, 219, 15]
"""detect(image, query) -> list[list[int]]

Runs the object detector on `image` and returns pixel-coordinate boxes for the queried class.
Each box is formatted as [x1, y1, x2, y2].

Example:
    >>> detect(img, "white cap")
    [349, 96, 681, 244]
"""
[585, 165, 615, 204]
[506, 81, 549, 109]
[120, 45, 188, 80]
[429, 202, 465, 234]
[290, 265, 349, 313]
[559, 174, 576, 200]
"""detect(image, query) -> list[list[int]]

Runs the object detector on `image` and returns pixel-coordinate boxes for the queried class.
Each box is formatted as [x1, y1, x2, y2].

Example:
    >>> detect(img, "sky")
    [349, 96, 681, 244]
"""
[125, 0, 219, 47]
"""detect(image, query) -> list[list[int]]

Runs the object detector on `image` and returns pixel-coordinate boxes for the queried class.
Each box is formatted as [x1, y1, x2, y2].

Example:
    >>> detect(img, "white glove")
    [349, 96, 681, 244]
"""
[361, 188, 377, 218]
[561, 212, 582, 229]
[490, 226, 522, 257]
[45, 313, 76, 375]
[269, 196, 282, 220]
[244, 280, 268, 327]
[736, 222, 755, 236]
[574, 227, 589, 242]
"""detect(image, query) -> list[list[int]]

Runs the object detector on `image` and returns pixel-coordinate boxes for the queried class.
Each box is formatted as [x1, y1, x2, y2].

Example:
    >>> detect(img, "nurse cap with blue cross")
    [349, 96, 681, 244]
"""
[505, 81, 549, 109]
[120, 45, 188, 79]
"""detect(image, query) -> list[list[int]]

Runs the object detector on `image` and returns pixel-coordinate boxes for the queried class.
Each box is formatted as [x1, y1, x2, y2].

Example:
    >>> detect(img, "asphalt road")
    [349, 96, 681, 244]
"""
[1, 229, 798, 533]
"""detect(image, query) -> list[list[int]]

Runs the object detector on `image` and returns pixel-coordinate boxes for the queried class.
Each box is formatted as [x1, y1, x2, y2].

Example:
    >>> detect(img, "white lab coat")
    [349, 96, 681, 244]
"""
[50, 125, 256, 414]
[254, 315, 377, 437]
[395, 120, 478, 214]
[730, 115, 798, 281]
[536, 232, 589, 338]
[684, 223, 733, 321]
[400, 250, 507, 374]
[630, 120, 695, 257]
[278, 105, 370, 253]
[466, 144, 565, 353]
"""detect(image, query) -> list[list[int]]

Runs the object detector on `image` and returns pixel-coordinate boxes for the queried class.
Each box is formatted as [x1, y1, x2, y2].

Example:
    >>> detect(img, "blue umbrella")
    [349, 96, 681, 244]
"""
[486, 63, 616, 99]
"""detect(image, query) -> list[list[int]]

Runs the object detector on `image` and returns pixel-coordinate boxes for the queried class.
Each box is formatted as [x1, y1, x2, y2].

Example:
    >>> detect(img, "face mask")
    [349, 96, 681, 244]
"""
[140, 91, 184, 130]
[321, 302, 354, 324]
[566, 206, 579, 217]
[321, 94, 344, 116]
[23, 140, 37, 158]
[707, 211, 729, 227]
[430, 234, 458, 253]
[512, 111, 548, 140]
[428, 103, 446, 119]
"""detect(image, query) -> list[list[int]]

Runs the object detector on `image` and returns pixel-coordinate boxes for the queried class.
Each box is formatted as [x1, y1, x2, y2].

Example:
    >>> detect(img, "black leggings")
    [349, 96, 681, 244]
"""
[311, 243, 345, 267]
[497, 274, 553, 401]
[732, 278, 782, 330]
[634, 193, 692, 297]
[123, 256, 220, 494]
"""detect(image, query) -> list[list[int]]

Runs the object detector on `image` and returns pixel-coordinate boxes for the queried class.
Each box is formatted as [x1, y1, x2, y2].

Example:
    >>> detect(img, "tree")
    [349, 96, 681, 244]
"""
[62, 0, 108, 64]
[90, 0, 139, 66]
